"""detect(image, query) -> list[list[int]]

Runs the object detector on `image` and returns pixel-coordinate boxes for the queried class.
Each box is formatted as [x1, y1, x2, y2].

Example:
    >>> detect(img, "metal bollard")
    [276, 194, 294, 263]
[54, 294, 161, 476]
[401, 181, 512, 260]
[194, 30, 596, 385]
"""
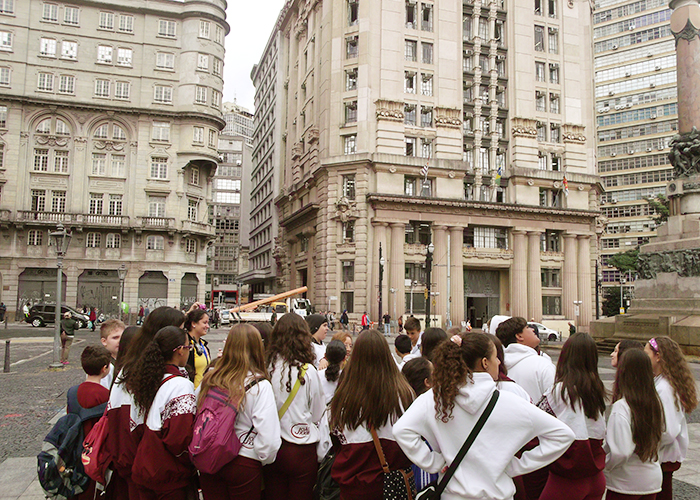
[3, 340, 9, 373]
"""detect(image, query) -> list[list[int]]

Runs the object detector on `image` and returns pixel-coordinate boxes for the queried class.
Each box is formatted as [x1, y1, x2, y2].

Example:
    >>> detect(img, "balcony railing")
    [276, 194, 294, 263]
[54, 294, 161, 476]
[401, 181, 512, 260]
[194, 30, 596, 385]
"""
[17, 211, 75, 223]
[182, 220, 216, 236]
[78, 214, 130, 226]
[138, 217, 176, 229]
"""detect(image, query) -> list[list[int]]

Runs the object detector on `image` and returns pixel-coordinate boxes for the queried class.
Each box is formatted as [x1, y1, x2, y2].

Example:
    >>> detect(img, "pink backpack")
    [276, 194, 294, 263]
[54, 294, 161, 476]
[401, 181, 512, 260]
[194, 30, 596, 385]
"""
[189, 380, 259, 474]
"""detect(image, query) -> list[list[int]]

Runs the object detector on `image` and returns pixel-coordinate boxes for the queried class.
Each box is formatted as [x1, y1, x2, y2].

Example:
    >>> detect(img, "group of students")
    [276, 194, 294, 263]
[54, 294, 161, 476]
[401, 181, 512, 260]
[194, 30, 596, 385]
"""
[65, 307, 697, 500]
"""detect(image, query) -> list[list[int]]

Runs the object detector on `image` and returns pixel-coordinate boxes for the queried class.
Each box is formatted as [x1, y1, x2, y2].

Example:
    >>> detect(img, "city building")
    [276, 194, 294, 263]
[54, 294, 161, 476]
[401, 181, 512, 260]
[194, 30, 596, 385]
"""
[239, 30, 285, 299]
[222, 101, 254, 143]
[207, 129, 252, 308]
[593, 0, 676, 298]
[0, 0, 228, 319]
[260, 0, 602, 330]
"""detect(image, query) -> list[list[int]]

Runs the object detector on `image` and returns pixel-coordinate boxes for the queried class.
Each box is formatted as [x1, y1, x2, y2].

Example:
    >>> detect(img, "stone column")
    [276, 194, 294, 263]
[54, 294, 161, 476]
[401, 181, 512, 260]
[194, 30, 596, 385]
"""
[527, 231, 543, 322]
[433, 226, 449, 327]
[372, 223, 388, 322]
[563, 233, 578, 321]
[577, 235, 593, 329]
[449, 226, 465, 327]
[670, 0, 700, 134]
[511, 230, 528, 318]
[389, 223, 406, 321]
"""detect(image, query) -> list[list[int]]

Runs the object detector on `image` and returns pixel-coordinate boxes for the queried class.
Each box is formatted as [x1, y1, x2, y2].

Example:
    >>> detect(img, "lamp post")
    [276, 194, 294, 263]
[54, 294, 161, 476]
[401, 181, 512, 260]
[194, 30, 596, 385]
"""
[619, 276, 626, 315]
[49, 223, 72, 369]
[118, 264, 127, 322]
[410, 280, 417, 316]
[378, 243, 384, 328]
[573, 300, 583, 332]
[595, 260, 600, 320]
[424, 242, 434, 328]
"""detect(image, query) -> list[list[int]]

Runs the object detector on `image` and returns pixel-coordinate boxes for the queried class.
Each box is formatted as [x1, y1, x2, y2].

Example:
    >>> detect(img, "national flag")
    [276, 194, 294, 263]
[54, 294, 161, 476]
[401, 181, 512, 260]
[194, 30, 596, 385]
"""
[563, 176, 569, 197]
[495, 164, 502, 186]
[420, 161, 429, 178]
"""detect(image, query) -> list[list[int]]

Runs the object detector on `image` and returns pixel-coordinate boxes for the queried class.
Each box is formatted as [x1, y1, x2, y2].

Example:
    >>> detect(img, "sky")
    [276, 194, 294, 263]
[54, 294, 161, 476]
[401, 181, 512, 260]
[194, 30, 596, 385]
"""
[223, 0, 287, 113]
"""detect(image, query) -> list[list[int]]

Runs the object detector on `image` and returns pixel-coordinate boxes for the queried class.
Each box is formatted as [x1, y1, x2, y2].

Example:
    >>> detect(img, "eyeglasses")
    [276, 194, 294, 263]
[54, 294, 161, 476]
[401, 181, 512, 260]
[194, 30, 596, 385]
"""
[173, 344, 194, 352]
[648, 338, 659, 353]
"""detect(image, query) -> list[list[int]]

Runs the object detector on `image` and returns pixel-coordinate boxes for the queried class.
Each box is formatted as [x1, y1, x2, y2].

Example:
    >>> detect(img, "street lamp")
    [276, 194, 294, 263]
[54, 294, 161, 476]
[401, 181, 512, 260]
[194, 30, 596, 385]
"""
[573, 300, 583, 332]
[424, 242, 434, 328]
[595, 260, 600, 320]
[378, 243, 385, 329]
[49, 223, 72, 369]
[619, 276, 626, 315]
[410, 280, 417, 316]
[118, 264, 127, 321]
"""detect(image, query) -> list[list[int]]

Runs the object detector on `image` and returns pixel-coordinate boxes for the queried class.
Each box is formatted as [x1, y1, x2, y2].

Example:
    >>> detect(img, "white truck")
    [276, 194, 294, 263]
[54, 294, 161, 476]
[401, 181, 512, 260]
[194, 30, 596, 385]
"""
[230, 287, 311, 323]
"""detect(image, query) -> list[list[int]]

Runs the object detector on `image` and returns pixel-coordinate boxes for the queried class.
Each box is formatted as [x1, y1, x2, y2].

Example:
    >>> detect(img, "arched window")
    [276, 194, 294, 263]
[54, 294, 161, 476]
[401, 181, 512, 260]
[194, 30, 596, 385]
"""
[32, 116, 71, 173]
[91, 120, 128, 178]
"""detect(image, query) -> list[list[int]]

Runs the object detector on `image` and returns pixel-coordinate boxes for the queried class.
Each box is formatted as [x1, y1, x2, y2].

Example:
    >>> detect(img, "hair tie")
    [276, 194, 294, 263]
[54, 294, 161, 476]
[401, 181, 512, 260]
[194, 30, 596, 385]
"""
[450, 335, 462, 346]
[648, 337, 659, 353]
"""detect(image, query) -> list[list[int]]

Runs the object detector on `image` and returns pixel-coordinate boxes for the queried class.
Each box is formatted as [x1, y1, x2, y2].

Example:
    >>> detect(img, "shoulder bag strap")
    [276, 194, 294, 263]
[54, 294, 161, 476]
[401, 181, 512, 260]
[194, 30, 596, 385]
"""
[278, 363, 308, 419]
[434, 390, 499, 498]
[370, 427, 391, 474]
[144, 374, 181, 420]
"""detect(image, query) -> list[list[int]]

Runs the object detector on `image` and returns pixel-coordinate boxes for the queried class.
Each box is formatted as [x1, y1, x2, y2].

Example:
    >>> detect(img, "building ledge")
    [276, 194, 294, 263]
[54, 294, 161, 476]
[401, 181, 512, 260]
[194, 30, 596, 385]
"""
[279, 203, 320, 229]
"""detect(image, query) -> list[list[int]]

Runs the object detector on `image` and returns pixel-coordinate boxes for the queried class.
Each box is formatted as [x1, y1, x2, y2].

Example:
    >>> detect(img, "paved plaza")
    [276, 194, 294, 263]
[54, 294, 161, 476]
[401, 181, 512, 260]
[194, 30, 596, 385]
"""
[0, 325, 699, 499]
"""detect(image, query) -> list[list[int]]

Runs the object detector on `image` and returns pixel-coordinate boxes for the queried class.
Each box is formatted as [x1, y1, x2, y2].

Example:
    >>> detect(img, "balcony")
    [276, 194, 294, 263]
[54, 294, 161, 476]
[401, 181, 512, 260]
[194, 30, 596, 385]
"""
[182, 219, 216, 237]
[136, 217, 176, 235]
[77, 214, 130, 227]
[17, 211, 76, 223]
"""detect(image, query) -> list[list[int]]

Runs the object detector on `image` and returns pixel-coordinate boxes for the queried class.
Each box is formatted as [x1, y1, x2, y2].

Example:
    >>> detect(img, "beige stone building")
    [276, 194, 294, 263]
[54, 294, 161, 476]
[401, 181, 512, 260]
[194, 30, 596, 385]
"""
[261, 0, 603, 330]
[0, 0, 227, 319]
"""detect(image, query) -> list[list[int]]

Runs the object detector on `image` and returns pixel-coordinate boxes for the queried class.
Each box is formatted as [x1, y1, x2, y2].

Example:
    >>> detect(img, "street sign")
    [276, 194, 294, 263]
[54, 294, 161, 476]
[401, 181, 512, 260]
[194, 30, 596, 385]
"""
[329, 296, 338, 301]
[574, 305, 580, 317]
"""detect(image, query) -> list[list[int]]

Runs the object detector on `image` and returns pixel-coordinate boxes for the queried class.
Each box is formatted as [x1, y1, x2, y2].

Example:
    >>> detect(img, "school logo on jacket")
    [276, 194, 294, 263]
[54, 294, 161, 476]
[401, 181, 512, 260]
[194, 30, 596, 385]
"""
[241, 430, 257, 449]
[291, 423, 310, 438]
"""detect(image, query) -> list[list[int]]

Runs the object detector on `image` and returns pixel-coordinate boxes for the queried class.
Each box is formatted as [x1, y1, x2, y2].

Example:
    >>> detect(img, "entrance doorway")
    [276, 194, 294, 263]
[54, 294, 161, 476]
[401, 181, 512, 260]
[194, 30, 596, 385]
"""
[464, 269, 500, 329]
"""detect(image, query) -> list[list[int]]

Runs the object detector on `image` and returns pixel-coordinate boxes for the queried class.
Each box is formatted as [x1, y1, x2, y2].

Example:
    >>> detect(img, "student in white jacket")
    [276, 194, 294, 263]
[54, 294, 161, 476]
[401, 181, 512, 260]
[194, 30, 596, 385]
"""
[496, 317, 555, 402]
[644, 336, 698, 500]
[604, 348, 664, 499]
[393, 332, 575, 500]
[196, 324, 281, 500]
[265, 313, 326, 500]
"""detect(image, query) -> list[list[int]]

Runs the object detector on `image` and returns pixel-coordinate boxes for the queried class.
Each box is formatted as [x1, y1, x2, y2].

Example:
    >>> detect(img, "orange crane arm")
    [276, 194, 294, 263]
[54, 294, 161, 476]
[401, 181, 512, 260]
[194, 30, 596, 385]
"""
[230, 286, 308, 313]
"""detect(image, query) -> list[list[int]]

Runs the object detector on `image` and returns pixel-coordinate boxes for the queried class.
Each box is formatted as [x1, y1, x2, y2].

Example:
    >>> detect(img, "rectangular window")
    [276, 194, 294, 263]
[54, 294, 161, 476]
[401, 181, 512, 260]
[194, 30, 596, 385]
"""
[406, 1, 416, 29]
[479, 54, 489, 72]
[188, 199, 198, 221]
[342, 261, 355, 284]
[541, 268, 561, 288]
[346, 36, 358, 58]
[548, 28, 558, 54]
[43, 3, 58, 22]
[92, 153, 106, 175]
[99, 11, 114, 30]
[97, 45, 113, 64]
[535, 0, 542, 15]
[420, 106, 433, 128]
[404, 71, 416, 93]
[404, 104, 416, 125]
[119, 14, 134, 32]
[154, 86, 173, 103]
[117, 48, 132, 66]
[158, 19, 176, 37]
[31, 189, 46, 211]
[537, 122, 546, 141]
[89, 193, 103, 214]
[535, 26, 545, 51]
[86, 233, 101, 248]
[535, 61, 545, 82]
[542, 296, 561, 315]
[215, 25, 224, 44]
[57, 75, 74, 94]
[421, 73, 433, 96]
[147, 235, 164, 250]
[0, 31, 12, 51]
[479, 17, 489, 40]
[0, 105, 5, 129]
[0, 67, 10, 86]
[538, 152, 547, 170]
[551, 154, 560, 171]
[213, 58, 223, 77]
[61, 41, 77, 59]
[156, 52, 174, 69]
[190, 167, 200, 186]
[211, 90, 221, 108]
[195, 86, 207, 104]
[110, 155, 125, 177]
[422, 42, 433, 64]
[152, 121, 170, 142]
[550, 123, 561, 143]
[193, 126, 204, 144]
[109, 194, 123, 215]
[40, 38, 56, 57]
[150, 157, 168, 179]
[51, 190, 66, 212]
[186, 239, 196, 253]
[94, 79, 110, 97]
[54, 150, 68, 172]
[114, 81, 130, 99]
[37, 72, 53, 91]
[346, 68, 358, 90]
[106, 233, 121, 248]
[550, 93, 560, 114]
[344, 101, 357, 124]
[548, 0, 557, 18]
[341, 291, 354, 313]
[549, 63, 559, 84]
[342, 174, 356, 199]
[344, 134, 356, 154]
[348, 0, 358, 26]
[421, 138, 432, 158]
[405, 137, 416, 157]
[27, 230, 43, 246]
[199, 20, 211, 38]
[64, 6, 79, 25]
[34, 149, 49, 171]
[0, 0, 13, 14]
[421, 3, 433, 31]
[405, 39, 417, 61]
[197, 53, 209, 71]
[535, 91, 546, 112]
[342, 221, 355, 242]
[208, 129, 217, 147]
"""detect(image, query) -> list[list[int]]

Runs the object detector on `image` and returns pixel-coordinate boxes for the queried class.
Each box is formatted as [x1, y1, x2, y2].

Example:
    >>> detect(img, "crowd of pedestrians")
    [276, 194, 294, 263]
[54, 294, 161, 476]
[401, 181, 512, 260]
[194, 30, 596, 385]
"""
[57, 305, 698, 500]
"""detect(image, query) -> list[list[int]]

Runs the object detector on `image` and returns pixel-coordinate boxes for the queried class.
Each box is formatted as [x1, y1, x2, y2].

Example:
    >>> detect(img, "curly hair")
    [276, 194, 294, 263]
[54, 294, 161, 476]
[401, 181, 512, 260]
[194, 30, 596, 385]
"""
[654, 336, 698, 413]
[266, 313, 316, 392]
[323, 340, 347, 383]
[126, 326, 187, 416]
[432, 332, 494, 423]
[184, 308, 208, 333]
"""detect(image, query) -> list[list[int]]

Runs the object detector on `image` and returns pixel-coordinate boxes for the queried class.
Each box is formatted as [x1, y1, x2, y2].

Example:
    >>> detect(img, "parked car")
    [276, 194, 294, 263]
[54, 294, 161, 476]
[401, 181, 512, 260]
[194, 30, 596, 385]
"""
[528, 322, 561, 342]
[219, 309, 230, 325]
[26, 304, 90, 328]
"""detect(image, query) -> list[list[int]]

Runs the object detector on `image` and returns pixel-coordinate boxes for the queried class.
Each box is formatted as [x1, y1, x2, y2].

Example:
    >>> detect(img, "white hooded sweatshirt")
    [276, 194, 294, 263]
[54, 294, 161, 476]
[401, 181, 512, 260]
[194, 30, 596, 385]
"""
[504, 343, 555, 403]
[393, 372, 575, 500]
[655, 374, 689, 464]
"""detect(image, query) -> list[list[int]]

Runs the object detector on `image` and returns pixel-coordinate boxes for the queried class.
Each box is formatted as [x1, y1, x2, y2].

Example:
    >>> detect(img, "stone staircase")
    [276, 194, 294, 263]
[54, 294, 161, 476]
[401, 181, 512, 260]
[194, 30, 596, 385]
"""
[595, 338, 620, 355]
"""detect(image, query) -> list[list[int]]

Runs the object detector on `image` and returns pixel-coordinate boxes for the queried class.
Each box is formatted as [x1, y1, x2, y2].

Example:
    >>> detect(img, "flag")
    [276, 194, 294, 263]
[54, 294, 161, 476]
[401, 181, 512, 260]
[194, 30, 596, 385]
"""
[495, 164, 502, 186]
[420, 161, 429, 178]
[563, 176, 569, 197]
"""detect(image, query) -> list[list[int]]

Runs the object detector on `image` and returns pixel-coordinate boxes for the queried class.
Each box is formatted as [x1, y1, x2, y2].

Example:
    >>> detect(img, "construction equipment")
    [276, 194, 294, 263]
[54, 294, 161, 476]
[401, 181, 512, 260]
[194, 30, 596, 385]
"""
[230, 287, 311, 322]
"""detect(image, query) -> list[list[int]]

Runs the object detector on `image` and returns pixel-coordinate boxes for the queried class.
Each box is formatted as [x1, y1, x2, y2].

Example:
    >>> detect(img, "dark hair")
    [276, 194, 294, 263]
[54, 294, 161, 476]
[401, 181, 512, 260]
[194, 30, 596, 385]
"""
[402, 357, 433, 397]
[496, 317, 527, 347]
[267, 313, 316, 392]
[324, 340, 347, 383]
[126, 326, 187, 415]
[617, 339, 643, 359]
[331, 330, 414, 431]
[485, 333, 508, 379]
[114, 326, 139, 375]
[421, 328, 448, 361]
[614, 349, 665, 462]
[555, 333, 607, 420]
[404, 316, 421, 333]
[432, 332, 494, 422]
[81, 345, 111, 376]
[394, 334, 412, 355]
[184, 308, 208, 332]
[118, 307, 185, 384]
[252, 322, 273, 347]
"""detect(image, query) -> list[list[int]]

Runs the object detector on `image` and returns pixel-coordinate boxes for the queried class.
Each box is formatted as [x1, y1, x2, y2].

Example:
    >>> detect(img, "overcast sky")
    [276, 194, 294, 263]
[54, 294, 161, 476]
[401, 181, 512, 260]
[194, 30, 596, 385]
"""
[223, 0, 286, 113]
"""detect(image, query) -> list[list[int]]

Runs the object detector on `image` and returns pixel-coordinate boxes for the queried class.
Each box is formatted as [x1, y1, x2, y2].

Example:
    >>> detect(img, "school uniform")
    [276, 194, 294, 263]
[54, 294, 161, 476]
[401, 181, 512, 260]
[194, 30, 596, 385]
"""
[318, 368, 338, 405]
[312, 339, 326, 369]
[99, 359, 116, 390]
[131, 365, 197, 500]
[187, 335, 210, 388]
[264, 360, 326, 500]
[538, 383, 607, 500]
[496, 377, 531, 402]
[392, 372, 575, 500]
[655, 374, 688, 500]
[503, 343, 555, 402]
[332, 419, 412, 500]
[199, 374, 281, 500]
[604, 398, 662, 499]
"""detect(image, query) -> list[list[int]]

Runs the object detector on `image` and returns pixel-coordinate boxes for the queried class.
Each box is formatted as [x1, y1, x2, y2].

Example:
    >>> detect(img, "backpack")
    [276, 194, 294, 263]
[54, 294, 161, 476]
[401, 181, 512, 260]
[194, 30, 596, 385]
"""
[37, 385, 107, 499]
[189, 379, 259, 475]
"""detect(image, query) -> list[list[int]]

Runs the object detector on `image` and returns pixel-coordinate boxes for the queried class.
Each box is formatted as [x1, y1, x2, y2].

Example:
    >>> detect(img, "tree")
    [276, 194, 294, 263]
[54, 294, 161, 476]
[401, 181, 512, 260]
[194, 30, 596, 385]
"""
[607, 248, 639, 274]
[602, 287, 628, 317]
[645, 194, 670, 225]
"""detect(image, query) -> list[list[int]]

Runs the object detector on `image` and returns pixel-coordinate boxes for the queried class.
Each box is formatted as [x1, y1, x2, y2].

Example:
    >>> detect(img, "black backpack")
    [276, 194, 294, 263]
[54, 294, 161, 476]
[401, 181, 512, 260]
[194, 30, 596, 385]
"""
[37, 385, 107, 499]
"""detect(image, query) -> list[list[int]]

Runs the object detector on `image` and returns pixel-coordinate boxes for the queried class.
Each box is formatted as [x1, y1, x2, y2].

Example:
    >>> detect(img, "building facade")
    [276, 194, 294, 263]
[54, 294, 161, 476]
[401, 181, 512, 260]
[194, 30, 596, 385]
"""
[0, 0, 227, 319]
[593, 0, 676, 297]
[264, 0, 602, 329]
[222, 101, 254, 143]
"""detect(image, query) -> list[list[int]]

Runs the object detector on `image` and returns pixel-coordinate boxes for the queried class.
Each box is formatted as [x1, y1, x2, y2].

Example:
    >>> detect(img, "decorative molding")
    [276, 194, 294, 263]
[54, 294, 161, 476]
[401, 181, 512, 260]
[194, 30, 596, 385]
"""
[35, 135, 69, 147]
[638, 249, 700, 279]
[511, 117, 537, 138]
[435, 107, 462, 129]
[562, 124, 586, 144]
[375, 99, 404, 122]
[331, 196, 360, 223]
[669, 127, 700, 178]
[307, 127, 319, 144]
[672, 18, 700, 46]
[291, 142, 303, 160]
[93, 140, 125, 152]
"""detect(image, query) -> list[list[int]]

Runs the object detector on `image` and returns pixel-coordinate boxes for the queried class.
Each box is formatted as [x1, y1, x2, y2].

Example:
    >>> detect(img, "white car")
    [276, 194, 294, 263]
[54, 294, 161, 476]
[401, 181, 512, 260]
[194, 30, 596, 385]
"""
[219, 309, 230, 325]
[529, 322, 561, 342]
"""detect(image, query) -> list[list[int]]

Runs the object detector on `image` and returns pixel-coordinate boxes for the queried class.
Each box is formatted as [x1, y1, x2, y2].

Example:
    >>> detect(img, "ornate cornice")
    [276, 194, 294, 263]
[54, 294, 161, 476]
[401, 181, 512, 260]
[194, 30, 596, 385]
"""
[562, 124, 586, 144]
[511, 117, 538, 138]
[672, 18, 700, 46]
[375, 99, 404, 122]
[435, 107, 462, 129]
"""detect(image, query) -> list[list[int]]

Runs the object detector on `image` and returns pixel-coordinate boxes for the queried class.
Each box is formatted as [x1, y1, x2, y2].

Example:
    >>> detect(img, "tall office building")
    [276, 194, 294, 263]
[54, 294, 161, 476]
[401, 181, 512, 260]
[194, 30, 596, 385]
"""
[0, 0, 227, 319]
[222, 101, 254, 143]
[593, 0, 676, 294]
[257, 0, 601, 330]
